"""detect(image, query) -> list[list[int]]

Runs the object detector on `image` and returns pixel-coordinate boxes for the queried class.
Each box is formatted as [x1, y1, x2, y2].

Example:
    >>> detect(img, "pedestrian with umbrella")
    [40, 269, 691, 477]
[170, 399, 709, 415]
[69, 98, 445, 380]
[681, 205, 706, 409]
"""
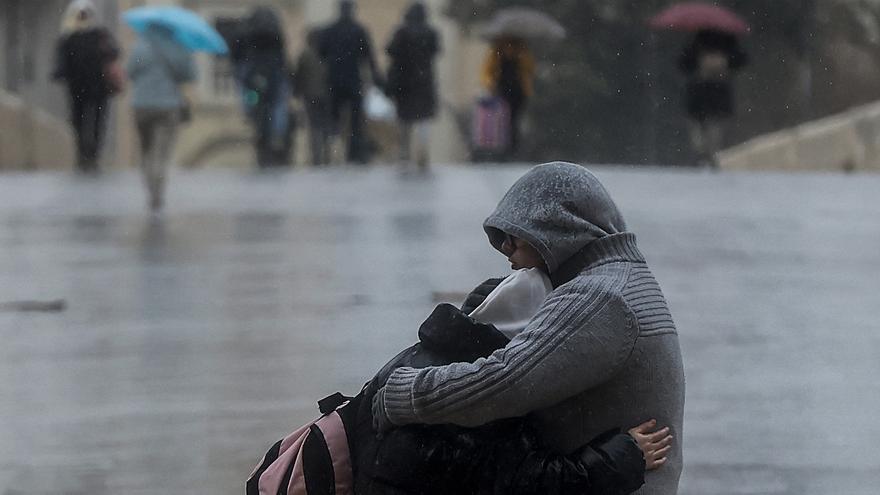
[123, 6, 227, 212]
[478, 7, 564, 158]
[649, 2, 749, 168]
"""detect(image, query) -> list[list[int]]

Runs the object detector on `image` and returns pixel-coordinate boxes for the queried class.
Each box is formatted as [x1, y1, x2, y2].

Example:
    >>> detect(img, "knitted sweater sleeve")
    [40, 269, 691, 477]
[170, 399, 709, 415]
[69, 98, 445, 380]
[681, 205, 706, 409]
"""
[382, 281, 638, 427]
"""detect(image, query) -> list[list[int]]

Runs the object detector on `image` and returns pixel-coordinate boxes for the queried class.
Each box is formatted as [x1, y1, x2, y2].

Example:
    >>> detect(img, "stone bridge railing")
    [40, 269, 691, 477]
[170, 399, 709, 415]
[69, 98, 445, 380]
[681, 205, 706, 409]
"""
[719, 100, 880, 172]
[0, 90, 75, 171]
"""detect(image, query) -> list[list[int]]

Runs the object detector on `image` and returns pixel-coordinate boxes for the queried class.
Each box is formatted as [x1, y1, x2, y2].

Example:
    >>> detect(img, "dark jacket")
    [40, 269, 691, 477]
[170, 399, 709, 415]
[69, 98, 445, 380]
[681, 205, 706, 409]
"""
[52, 27, 119, 99]
[385, 5, 440, 121]
[679, 30, 747, 121]
[318, 18, 378, 92]
[352, 302, 645, 495]
[237, 8, 290, 108]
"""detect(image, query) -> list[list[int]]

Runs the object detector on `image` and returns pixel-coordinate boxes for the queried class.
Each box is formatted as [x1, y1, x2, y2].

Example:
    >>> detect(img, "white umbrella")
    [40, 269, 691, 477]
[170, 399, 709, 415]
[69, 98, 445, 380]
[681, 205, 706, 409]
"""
[480, 7, 566, 40]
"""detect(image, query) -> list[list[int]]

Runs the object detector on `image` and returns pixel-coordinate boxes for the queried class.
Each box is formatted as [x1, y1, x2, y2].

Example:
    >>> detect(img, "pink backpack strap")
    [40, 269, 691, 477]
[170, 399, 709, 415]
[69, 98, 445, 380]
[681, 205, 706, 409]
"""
[319, 411, 353, 495]
[255, 420, 317, 495]
[288, 411, 353, 495]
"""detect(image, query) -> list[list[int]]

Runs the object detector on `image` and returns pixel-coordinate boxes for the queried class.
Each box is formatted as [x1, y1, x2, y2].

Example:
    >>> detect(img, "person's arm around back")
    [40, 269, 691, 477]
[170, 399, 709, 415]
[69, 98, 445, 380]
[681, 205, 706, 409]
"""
[378, 284, 639, 428]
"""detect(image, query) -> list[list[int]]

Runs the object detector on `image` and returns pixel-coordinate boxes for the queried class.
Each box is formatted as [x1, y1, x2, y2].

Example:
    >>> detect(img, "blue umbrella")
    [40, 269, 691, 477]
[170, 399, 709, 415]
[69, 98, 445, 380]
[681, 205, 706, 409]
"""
[123, 6, 228, 54]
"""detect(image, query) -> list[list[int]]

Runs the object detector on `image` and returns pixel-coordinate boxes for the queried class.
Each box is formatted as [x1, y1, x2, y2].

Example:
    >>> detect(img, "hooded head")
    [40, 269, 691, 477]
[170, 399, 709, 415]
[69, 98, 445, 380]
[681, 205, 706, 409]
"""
[405, 2, 427, 25]
[339, 0, 356, 21]
[61, 0, 96, 33]
[483, 162, 627, 274]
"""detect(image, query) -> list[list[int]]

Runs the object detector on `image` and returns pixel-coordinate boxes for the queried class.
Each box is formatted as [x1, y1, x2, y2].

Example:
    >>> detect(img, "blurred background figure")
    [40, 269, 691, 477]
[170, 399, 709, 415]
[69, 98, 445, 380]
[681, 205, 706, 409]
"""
[679, 29, 748, 168]
[319, 0, 383, 164]
[481, 36, 534, 158]
[385, 2, 441, 173]
[295, 28, 330, 167]
[236, 7, 294, 169]
[52, 0, 120, 174]
[126, 23, 196, 212]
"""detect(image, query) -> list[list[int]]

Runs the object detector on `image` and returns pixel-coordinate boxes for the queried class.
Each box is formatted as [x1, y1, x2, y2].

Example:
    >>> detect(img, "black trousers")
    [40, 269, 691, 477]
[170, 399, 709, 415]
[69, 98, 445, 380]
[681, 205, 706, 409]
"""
[69, 92, 108, 172]
[329, 87, 366, 163]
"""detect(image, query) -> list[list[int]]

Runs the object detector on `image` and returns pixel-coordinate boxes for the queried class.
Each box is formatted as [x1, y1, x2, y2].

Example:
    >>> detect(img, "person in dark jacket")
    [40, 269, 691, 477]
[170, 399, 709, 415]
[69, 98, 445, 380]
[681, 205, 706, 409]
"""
[52, 0, 120, 173]
[236, 7, 294, 168]
[679, 29, 748, 168]
[385, 2, 441, 172]
[318, 0, 383, 164]
[343, 287, 670, 495]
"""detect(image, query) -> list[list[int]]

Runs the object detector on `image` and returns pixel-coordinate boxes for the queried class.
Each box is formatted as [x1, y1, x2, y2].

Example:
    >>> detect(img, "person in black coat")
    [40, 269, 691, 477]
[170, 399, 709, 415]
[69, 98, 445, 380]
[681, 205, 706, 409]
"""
[679, 29, 748, 167]
[336, 280, 671, 495]
[52, 0, 119, 173]
[318, 0, 383, 164]
[235, 7, 294, 168]
[385, 2, 441, 171]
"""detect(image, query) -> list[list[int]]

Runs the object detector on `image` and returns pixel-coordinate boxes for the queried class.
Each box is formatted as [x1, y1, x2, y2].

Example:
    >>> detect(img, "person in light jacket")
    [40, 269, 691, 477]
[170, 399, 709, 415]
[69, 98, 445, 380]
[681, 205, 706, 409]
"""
[126, 24, 196, 212]
[374, 161, 686, 495]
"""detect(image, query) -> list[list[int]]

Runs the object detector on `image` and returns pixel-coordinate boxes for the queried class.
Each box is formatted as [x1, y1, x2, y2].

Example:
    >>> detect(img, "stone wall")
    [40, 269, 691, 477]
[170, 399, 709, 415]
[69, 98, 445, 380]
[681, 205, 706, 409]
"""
[0, 90, 75, 171]
[719, 100, 880, 172]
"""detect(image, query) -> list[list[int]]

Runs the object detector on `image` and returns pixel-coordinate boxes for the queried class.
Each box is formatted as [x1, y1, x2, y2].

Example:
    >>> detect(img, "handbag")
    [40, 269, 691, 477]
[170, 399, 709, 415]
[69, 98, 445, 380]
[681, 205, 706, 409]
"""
[104, 59, 126, 95]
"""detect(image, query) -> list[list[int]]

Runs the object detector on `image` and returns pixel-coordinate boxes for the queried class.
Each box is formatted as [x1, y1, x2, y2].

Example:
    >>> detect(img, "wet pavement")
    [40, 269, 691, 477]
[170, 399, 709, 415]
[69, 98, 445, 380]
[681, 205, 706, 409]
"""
[1, 164, 879, 494]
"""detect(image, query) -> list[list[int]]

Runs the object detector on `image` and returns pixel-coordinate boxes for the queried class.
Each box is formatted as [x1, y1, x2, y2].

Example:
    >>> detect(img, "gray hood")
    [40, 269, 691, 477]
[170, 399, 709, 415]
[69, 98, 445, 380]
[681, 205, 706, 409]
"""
[483, 162, 627, 274]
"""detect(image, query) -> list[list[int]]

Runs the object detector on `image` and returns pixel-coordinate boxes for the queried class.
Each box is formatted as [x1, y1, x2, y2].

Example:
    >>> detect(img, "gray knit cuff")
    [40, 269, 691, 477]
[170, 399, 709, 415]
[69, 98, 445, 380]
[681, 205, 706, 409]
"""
[383, 367, 423, 425]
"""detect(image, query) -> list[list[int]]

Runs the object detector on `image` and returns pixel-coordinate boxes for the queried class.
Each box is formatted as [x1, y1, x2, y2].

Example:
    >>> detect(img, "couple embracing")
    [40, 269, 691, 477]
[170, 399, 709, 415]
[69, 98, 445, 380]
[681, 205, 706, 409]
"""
[255, 162, 685, 495]
[367, 162, 685, 494]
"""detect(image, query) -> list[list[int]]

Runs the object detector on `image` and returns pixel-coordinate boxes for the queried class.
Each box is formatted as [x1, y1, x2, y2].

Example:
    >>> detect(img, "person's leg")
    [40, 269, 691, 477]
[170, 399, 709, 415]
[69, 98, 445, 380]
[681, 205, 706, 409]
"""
[506, 97, 523, 157]
[414, 120, 431, 171]
[399, 120, 412, 164]
[92, 97, 109, 167]
[147, 111, 179, 211]
[79, 99, 98, 170]
[688, 119, 707, 165]
[270, 85, 291, 166]
[348, 90, 366, 163]
[328, 90, 346, 165]
[69, 93, 88, 171]
[135, 109, 158, 208]
[704, 119, 724, 169]
[308, 107, 320, 166]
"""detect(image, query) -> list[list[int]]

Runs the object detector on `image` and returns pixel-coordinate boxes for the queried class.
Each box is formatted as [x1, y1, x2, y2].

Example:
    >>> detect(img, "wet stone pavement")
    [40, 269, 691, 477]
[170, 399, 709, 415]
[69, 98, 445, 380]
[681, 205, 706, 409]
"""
[1, 165, 879, 494]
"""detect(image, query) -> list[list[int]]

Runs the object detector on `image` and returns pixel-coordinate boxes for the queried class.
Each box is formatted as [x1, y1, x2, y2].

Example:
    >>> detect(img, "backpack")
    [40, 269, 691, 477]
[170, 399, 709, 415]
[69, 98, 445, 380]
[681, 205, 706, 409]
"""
[247, 392, 361, 495]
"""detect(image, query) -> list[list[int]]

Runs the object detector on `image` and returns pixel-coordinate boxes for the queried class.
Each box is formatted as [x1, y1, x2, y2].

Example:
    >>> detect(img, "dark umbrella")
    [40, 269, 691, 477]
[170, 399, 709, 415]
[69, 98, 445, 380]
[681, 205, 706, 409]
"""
[480, 7, 566, 40]
[648, 2, 749, 34]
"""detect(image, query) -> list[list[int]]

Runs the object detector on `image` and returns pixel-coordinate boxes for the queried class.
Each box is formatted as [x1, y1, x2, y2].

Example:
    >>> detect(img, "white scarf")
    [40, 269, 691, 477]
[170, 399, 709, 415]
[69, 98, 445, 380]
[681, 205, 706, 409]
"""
[468, 268, 552, 339]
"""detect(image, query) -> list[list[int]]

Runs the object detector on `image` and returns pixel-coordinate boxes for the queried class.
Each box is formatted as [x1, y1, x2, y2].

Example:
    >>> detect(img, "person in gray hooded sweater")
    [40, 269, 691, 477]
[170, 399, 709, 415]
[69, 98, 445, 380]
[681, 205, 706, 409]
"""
[373, 162, 685, 494]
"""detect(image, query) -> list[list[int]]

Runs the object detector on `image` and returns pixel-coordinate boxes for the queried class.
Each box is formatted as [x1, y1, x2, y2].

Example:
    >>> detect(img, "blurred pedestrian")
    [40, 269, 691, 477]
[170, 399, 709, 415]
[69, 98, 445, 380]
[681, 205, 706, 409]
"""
[52, 0, 120, 173]
[126, 24, 196, 212]
[319, 0, 383, 164]
[679, 29, 748, 168]
[294, 28, 330, 166]
[385, 2, 441, 173]
[237, 7, 294, 168]
[480, 36, 534, 156]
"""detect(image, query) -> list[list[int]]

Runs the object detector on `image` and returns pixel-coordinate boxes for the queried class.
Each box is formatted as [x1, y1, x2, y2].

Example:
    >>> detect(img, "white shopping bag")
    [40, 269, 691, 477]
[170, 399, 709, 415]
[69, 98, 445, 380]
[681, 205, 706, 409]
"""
[364, 86, 396, 122]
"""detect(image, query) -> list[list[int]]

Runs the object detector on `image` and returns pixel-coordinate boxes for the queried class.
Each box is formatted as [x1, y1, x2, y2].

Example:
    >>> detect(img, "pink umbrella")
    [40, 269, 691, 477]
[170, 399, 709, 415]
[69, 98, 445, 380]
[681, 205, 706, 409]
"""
[649, 2, 749, 34]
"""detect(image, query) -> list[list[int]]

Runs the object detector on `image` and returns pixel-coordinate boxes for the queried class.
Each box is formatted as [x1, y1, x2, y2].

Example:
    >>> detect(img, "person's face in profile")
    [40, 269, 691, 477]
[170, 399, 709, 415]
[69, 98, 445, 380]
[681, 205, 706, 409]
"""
[500, 234, 546, 272]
